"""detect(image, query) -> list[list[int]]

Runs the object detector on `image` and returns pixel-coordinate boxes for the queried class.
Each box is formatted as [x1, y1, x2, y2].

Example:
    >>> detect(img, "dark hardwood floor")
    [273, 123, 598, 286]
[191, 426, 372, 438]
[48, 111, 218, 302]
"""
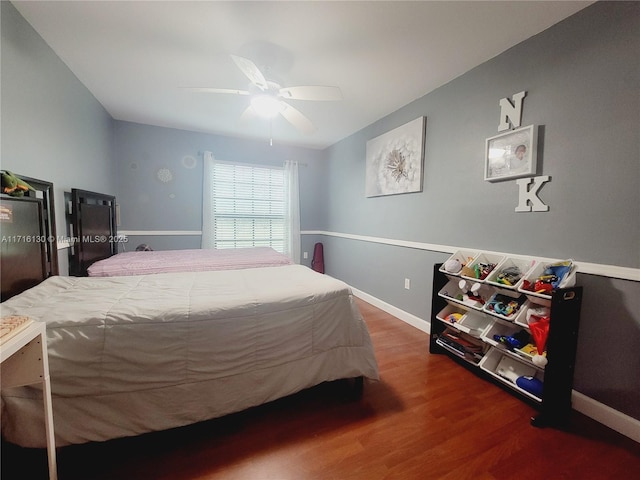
[3, 298, 639, 479]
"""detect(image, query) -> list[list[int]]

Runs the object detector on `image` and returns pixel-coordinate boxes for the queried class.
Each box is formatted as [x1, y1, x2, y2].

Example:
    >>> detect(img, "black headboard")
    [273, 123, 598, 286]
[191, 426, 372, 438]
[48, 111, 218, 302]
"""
[69, 189, 117, 276]
[0, 196, 48, 301]
[20, 175, 59, 277]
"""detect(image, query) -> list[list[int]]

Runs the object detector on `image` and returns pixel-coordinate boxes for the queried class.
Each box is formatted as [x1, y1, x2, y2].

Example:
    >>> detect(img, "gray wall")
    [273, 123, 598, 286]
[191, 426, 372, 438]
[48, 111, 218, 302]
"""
[321, 2, 640, 421]
[113, 120, 325, 255]
[1, 1, 115, 274]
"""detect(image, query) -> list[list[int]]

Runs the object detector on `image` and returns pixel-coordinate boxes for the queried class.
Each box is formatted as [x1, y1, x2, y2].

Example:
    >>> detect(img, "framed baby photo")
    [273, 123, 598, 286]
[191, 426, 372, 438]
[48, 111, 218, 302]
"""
[484, 125, 537, 182]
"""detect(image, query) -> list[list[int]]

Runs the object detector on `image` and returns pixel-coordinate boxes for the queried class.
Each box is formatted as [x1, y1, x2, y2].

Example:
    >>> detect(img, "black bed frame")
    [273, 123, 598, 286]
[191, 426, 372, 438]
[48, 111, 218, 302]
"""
[23, 176, 59, 278]
[0, 175, 58, 301]
[68, 189, 117, 277]
[0, 196, 47, 301]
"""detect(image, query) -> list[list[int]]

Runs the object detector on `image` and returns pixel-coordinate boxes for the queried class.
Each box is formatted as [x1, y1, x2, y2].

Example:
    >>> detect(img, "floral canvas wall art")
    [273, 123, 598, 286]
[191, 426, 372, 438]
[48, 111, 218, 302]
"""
[365, 117, 426, 197]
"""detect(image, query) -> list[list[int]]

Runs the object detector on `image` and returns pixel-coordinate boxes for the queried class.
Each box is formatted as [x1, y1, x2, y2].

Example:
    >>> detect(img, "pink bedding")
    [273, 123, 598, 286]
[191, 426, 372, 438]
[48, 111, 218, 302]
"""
[87, 247, 293, 277]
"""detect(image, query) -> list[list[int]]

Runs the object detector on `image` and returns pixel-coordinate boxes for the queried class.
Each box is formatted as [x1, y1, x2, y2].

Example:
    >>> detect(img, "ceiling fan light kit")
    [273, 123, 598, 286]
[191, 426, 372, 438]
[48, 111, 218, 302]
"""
[250, 94, 284, 118]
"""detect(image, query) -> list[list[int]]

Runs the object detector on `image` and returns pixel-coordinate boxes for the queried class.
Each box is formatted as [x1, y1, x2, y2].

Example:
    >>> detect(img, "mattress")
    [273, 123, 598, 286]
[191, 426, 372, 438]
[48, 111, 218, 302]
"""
[86, 246, 293, 277]
[0, 265, 379, 447]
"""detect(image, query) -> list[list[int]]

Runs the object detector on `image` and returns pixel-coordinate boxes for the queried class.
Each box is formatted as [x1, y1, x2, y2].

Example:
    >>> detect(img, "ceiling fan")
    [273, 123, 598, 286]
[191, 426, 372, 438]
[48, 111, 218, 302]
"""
[187, 55, 343, 134]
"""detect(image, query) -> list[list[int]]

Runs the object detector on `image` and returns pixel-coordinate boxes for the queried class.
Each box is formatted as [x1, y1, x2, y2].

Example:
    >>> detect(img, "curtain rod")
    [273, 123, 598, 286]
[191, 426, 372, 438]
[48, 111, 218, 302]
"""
[197, 151, 307, 166]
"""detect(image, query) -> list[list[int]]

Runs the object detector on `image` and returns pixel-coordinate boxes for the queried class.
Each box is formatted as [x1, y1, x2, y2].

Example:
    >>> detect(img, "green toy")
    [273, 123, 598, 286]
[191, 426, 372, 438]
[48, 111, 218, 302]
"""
[1, 171, 35, 197]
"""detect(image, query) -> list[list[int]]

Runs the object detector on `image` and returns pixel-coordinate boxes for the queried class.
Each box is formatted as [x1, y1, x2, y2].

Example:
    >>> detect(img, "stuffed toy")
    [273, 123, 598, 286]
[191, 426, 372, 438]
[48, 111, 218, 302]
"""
[1, 171, 34, 197]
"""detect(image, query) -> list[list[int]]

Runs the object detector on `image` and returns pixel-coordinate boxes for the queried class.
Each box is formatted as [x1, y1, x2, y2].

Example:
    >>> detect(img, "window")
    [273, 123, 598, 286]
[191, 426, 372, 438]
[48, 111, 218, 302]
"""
[203, 160, 286, 252]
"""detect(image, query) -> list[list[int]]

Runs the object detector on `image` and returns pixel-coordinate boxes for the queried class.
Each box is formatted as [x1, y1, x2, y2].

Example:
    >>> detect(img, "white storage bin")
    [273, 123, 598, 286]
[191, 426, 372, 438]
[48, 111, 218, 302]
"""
[461, 252, 505, 282]
[435, 327, 486, 364]
[482, 321, 540, 364]
[485, 256, 536, 291]
[455, 311, 493, 337]
[440, 311, 492, 338]
[438, 279, 494, 311]
[483, 293, 528, 323]
[439, 249, 479, 276]
[513, 343, 546, 364]
[514, 303, 550, 329]
[518, 260, 577, 306]
[479, 348, 544, 402]
[481, 321, 525, 348]
[435, 304, 467, 324]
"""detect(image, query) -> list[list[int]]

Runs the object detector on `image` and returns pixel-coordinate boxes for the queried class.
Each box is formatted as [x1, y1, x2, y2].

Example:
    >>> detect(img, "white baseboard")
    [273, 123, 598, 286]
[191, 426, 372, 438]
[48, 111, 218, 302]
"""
[351, 287, 640, 445]
[350, 287, 430, 334]
[572, 391, 640, 444]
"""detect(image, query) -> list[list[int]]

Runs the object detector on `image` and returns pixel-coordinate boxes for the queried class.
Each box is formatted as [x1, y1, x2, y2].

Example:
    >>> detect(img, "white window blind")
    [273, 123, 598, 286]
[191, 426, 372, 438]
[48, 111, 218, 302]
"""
[207, 161, 286, 251]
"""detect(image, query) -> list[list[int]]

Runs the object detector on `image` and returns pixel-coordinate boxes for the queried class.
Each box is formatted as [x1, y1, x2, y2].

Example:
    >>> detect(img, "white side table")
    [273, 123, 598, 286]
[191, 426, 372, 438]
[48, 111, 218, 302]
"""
[1, 321, 57, 480]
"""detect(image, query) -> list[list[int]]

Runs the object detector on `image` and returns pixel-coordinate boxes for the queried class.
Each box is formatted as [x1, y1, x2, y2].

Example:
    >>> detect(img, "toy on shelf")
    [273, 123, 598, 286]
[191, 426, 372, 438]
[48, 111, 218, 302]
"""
[457, 280, 485, 305]
[443, 255, 476, 276]
[484, 293, 526, 319]
[461, 253, 505, 282]
[521, 260, 573, 294]
[527, 305, 550, 320]
[472, 262, 497, 280]
[440, 251, 480, 277]
[526, 306, 551, 367]
[516, 375, 544, 397]
[495, 265, 523, 286]
[436, 328, 485, 363]
[460, 264, 475, 277]
[446, 313, 463, 324]
[495, 355, 536, 383]
[516, 342, 545, 359]
[443, 258, 463, 274]
[493, 329, 530, 351]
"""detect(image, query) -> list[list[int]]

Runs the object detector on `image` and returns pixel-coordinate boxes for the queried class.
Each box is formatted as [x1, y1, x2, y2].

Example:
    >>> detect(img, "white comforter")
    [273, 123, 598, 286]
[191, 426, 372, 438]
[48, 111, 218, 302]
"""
[1, 265, 379, 447]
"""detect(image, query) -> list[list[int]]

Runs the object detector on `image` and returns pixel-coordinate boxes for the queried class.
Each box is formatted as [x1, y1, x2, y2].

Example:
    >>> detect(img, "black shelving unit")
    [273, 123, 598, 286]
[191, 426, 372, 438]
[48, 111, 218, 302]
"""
[429, 263, 582, 427]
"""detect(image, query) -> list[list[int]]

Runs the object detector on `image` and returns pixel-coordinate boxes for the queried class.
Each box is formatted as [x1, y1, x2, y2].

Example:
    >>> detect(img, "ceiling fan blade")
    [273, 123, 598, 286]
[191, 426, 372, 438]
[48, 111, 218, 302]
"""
[239, 105, 257, 124]
[279, 85, 343, 101]
[230, 54, 268, 91]
[279, 102, 316, 134]
[181, 87, 250, 95]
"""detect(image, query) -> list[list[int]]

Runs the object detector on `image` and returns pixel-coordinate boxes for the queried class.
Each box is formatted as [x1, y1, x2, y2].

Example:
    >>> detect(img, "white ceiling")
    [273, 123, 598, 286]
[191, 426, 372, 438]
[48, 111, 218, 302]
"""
[13, 1, 593, 150]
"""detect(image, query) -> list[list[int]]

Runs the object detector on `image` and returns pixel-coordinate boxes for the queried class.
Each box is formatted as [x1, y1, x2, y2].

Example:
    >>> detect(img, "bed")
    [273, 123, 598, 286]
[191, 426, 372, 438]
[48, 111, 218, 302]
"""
[68, 189, 117, 276]
[69, 188, 294, 277]
[1, 194, 379, 448]
[86, 246, 293, 277]
[1, 176, 58, 301]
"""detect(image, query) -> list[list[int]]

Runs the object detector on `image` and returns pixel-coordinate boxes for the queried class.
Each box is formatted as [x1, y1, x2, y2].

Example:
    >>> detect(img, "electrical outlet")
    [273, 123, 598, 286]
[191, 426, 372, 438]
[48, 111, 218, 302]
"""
[303, 252, 308, 259]
[404, 278, 411, 290]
